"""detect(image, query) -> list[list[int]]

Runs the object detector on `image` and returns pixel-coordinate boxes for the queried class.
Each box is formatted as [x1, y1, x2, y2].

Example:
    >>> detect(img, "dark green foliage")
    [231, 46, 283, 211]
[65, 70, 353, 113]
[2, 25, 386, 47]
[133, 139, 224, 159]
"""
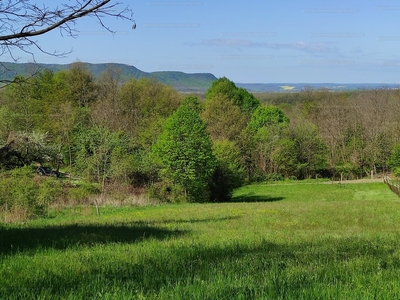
[206, 77, 238, 100]
[247, 105, 289, 132]
[270, 137, 298, 177]
[148, 180, 187, 203]
[388, 144, 400, 176]
[210, 140, 246, 202]
[180, 94, 201, 111]
[153, 96, 216, 202]
[236, 87, 261, 113]
[265, 172, 285, 181]
[290, 122, 328, 179]
[206, 77, 260, 113]
[246, 105, 293, 180]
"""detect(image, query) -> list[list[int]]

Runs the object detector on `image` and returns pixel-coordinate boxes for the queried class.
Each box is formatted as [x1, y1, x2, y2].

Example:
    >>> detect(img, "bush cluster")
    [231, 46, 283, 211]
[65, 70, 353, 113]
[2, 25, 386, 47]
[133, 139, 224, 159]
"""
[0, 167, 101, 222]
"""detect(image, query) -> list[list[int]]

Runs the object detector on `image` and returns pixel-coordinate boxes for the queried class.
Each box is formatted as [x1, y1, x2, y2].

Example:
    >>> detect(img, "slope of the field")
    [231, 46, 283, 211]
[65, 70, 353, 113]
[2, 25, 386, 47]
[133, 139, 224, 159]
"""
[1, 181, 400, 299]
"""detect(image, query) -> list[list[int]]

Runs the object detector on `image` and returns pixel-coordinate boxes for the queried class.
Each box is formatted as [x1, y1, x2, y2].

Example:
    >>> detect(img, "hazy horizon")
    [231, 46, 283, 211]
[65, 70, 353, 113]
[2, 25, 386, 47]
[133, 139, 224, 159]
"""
[3, 1, 400, 84]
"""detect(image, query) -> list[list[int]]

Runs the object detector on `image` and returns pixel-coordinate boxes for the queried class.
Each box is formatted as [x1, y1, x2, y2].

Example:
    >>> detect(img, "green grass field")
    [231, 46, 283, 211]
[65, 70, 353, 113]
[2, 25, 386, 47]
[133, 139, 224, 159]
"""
[2, 181, 400, 299]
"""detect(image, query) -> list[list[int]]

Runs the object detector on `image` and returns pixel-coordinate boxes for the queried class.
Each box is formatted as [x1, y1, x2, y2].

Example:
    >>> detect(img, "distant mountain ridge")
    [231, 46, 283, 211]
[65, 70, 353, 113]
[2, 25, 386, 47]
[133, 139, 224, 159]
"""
[0, 62, 218, 92]
[1, 62, 399, 93]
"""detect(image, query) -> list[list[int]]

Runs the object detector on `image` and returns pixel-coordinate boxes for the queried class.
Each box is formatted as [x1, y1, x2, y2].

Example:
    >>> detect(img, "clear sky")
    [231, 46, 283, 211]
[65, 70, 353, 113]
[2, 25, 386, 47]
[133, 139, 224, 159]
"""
[6, 0, 400, 83]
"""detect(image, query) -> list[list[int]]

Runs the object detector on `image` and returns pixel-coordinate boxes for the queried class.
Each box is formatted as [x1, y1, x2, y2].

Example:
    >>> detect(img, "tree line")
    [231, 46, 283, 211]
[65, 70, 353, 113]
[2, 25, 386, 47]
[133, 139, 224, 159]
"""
[1, 62, 400, 217]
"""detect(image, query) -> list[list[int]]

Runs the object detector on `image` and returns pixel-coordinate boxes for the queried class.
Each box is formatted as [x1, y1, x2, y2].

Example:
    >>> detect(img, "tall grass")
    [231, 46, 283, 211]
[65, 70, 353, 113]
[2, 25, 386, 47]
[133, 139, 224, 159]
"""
[1, 182, 400, 299]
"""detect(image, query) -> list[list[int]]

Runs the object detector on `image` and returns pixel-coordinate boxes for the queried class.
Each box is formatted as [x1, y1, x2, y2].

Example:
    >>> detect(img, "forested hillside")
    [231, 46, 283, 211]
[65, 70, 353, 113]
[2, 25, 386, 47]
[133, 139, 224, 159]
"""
[0, 62, 217, 92]
[1, 62, 400, 221]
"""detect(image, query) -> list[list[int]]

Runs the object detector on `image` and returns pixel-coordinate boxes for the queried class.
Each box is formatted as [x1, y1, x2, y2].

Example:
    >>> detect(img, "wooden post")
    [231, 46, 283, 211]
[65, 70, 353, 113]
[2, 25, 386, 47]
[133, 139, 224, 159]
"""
[94, 197, 101, 216]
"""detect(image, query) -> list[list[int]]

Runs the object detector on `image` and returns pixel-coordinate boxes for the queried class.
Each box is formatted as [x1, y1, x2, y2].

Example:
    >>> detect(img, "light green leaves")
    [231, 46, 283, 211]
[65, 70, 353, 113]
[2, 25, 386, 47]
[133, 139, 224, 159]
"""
[153, 96, 216, 202]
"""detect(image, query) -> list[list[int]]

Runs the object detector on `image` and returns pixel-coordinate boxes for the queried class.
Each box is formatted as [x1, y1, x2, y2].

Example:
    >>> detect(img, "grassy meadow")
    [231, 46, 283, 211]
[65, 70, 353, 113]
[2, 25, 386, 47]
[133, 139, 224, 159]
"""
[2, 181, 400, 299]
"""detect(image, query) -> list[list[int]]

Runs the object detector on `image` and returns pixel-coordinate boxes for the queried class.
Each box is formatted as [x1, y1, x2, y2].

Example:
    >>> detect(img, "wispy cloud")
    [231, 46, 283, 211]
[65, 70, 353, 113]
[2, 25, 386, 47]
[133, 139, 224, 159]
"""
[291, 42, 336, 53]
[197, 39, 338, 53]
[201, 39, 254, 47]
[350, 47, 379, 57]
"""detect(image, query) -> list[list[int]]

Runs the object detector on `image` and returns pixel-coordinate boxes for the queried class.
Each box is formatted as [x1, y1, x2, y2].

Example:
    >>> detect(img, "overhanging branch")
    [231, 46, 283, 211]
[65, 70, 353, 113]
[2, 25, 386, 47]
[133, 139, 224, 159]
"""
[0, 0, 134, 58]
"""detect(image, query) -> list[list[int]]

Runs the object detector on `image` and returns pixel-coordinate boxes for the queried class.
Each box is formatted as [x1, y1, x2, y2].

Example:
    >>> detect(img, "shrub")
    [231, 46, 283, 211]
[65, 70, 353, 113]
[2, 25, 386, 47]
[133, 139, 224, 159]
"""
[0, 167, 47, 221]
[148, 181, 186, 203]
[210, 140, 246, 202]
[393, 167, 400, 177]
[68, 183, 101, 203]
[388, 145, 400, 175]
[266, 173, 285, 182]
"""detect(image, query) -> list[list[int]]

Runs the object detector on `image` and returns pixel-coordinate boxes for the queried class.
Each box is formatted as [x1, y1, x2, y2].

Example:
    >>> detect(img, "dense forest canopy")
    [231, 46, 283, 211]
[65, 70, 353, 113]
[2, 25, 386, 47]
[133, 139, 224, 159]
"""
[2, 64, 400, 219]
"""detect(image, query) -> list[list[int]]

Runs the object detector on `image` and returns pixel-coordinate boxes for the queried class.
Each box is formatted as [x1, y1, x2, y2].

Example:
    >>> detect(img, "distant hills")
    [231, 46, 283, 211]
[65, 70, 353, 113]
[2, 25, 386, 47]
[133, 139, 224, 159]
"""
[237, 83, 400, 93]
[1, 62, 399, 93]
[0, 62, 218, 92]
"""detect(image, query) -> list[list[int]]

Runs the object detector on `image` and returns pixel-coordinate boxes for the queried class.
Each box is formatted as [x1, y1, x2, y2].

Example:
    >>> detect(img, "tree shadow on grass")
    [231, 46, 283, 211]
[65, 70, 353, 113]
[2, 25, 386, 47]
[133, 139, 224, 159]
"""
[231, 192, 284, 203]
[157, 215, 242, 224]
[2, 235, 397, 299]
[0, 222, 187, 256]
[0, 215, 244, 256]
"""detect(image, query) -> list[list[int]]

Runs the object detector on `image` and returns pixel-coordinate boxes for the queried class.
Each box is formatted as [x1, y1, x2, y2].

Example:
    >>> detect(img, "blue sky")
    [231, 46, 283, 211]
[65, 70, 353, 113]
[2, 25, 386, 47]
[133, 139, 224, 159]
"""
[7, 0, 400, 83]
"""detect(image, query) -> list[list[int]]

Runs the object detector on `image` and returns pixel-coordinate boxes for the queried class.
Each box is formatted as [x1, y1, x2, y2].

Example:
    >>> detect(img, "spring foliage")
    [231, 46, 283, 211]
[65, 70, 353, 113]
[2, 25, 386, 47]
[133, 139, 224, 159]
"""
[152, 96, 216, 202]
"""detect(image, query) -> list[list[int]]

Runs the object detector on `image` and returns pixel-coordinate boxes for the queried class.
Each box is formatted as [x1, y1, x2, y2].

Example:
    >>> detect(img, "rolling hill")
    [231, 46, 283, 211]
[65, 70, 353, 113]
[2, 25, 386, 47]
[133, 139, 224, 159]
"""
[1, 62, 398, 93]
[0, 62, 218, 92]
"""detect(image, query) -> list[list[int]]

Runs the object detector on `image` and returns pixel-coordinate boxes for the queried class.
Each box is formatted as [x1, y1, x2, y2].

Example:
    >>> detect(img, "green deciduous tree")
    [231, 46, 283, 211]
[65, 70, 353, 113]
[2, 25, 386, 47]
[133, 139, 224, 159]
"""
[211, 139, 246, 201]
[153, 96, 216, 202]
[63, 62, 97, 107]
[388, 144, 400, 176]
[290, 121, 328, 179]
[206, 77, 260, 114]
[247, 105, 291, 180]
[0, 105, 16, 143]
[2, 76, 38, 133]
[247, 105, 289, 131]
[118, 78, 181, 146]
[74, 125, 128, 190]
[91, 66, 123, 131]
[202, 94, 247, 142]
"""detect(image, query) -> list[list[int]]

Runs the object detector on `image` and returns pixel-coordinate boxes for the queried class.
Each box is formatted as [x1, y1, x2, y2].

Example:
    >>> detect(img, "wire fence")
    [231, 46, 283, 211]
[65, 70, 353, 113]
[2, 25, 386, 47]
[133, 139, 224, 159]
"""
[384, 175, 400, 197]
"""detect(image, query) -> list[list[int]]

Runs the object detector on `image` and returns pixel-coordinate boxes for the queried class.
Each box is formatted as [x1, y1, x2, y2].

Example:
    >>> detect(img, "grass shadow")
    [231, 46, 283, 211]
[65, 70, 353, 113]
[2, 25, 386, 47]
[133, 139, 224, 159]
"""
[157, 215, 242, 224]
[3, 235, 399, 299]
[0, 215, 243, 256]
[0, 222, 187, 256]
[231, 193, 284, 203]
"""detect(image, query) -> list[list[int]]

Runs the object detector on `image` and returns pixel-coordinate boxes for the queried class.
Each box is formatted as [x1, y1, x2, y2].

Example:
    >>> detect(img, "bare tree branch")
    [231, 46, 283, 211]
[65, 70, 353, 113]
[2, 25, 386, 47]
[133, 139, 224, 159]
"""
[0, 0, 134, 59]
